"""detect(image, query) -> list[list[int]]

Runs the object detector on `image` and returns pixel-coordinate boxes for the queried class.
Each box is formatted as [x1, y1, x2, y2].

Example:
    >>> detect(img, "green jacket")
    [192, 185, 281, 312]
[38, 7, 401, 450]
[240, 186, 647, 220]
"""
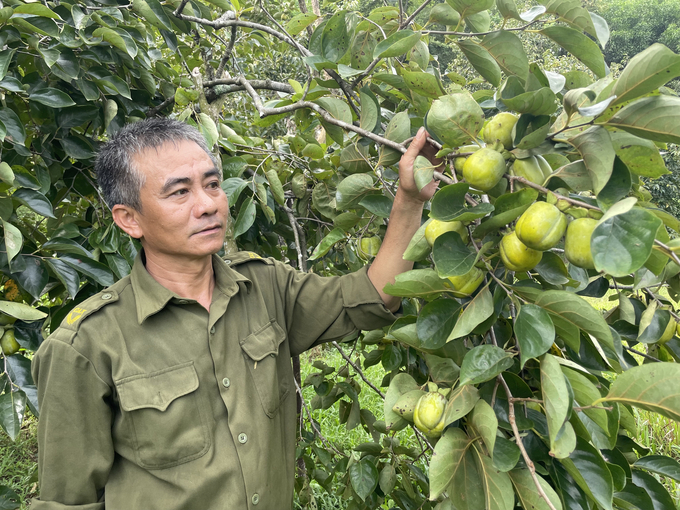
[31, 252, 396, 509]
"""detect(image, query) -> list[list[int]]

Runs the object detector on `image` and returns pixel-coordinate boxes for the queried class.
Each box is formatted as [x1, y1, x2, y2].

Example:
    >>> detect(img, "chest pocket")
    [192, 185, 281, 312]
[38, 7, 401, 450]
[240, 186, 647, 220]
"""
[115, 361, 210, 470]
[240, 319, 290, 418]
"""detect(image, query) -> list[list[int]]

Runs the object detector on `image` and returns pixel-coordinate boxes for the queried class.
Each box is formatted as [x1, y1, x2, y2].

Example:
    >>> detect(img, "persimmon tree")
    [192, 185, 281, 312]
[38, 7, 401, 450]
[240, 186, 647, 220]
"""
[2, 0, 680, 509]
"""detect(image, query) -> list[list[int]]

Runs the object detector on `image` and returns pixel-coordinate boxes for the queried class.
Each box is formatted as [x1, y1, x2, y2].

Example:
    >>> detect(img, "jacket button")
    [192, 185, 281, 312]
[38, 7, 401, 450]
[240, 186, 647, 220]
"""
[177, 299, 188, 305]
[222, 378, 230, 388]
[101, 293, 112, 300]
[251, 493, 259, 505]
[238, 433, 248, 444]
[210, 326, 216, 334]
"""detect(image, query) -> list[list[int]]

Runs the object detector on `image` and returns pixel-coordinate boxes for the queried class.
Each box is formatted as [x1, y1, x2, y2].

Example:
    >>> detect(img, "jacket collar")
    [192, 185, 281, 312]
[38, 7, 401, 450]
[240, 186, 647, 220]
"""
[130, 250, 251, 324]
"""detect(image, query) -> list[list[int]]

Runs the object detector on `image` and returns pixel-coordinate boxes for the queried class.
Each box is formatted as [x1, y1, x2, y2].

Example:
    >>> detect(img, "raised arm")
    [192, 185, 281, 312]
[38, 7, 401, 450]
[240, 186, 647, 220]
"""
[368, 127, 440, 311]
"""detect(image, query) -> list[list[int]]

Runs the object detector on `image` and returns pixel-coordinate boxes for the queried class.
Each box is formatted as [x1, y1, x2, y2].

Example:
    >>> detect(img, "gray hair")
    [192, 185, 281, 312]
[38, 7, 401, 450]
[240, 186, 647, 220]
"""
[95, 117, 218, 210]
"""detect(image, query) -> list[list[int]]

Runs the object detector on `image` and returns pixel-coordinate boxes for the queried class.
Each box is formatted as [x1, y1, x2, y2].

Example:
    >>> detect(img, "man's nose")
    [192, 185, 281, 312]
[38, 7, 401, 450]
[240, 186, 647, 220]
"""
[195, 188, 218, 216]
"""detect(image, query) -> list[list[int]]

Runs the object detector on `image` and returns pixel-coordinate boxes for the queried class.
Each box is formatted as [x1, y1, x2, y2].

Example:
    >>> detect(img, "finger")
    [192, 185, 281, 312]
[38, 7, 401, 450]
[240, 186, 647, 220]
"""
[401, 127, 428, 166]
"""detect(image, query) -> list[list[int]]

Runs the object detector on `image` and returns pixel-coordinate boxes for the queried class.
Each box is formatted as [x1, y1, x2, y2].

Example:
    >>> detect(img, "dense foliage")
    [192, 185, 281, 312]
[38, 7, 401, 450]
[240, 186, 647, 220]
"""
[3, 0, 680, 509]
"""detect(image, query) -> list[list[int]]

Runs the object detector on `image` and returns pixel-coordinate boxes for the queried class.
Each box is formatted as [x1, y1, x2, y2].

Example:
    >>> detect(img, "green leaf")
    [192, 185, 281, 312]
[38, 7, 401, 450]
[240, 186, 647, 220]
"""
[0, 108, 25, 145]
[0, 301, 46, 321]
[534, 290, 614, 353]
[610, 131, 668, 179]
[508, 468, 564, 510]
[569, 126, 615, 195]
[631, 471, 676, 510]
[2, 220, 21, 266]
[12, 189, 55, 218]
[497, 0, 521, 19]
[612, 44, 680, 105]
[424, 93, 484, 148]
[379, 465, 397, 496]
[286, 13, 317, 36]
[321, 11, 351, 63]
[475, 453, 515, 510]
[12, 3, 60, 19]
[471, 399, 498, 456]
[515, 304, 555, 368]
[359, 86, 380, 132]
[403, 71, 444, 99]
[378, 110, 409, 167]
[457, 39, 502, 87]
[541, 353, 571, 456]
[233, 196, 256, 238]
[308, 228, 345, 261]
[563, 367, 608, 433]
[198, 113, 219, 148]
[359, 195, 392, 218]
[540, 26, 606, 78]
[493, 437, 521, 472]
[373, 30, 421, 59]
[336, 173, 375, 209]
[383, 269, 450, 298]
[425, 353, 461, 385]
[413, 155, 436, 191]
[351, 30, 377, 70]
[431, 183, 495, 222]
[384, 372, 419, 430]
[459, 345, 514, 386]
[597, 157, 631, 211]
[591, 206, 663, 277]
[315, 97, 352, 125]
[473, 188, 538, 239]
[432, 231, 476, 278]
[448, 0, 495, 17]
[429, 427, 472, 500]
[0, 49, 14, 82]
[546, 160, 592, 191]
[29, 87, 75, 108]
[349, 458, 379, 501]
[502, 87, 557, 116]
[0, 163, 13, 185]
[541, 0, 596, 37]
[448, 286, 494, 341]
[339, 144, 371, 174]
[480, 31, 529, 79]
[403, 219, 432, 261]
[606, 95, 680, 145]
[560, 437, 614, 510]
[0, 485, 20, 510]
[41, 238, 92, 258]
[444, 384, 479, 425]
[46, 259, 81, 299]
[60, 255, 115, 287]
[634, 455, 680, 483]
[416, 299, 460, 349]
[0, 390, 25, 441]
[597, 363, 680, 422]
[93, 27, 130, 56]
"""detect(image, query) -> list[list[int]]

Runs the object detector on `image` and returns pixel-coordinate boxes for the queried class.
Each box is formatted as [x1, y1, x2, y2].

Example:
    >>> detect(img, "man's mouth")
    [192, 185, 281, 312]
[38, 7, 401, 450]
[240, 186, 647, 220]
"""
[194, 224, 222, 235]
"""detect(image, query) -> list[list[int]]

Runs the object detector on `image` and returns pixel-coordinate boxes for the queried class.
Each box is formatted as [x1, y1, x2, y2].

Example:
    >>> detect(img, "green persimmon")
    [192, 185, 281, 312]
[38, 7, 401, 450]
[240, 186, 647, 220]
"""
[1, 328, 19, 356]
[515, 201, 567, 251]
[500, 231, 543, 272]
[564, 218, 598, 269]
[483, 112, 518, 150]
[425, 219, 468, 246]
[462, 147, 506, 191]
[413, 392, 447, 438]
[446, 266, 484, 297]
[511, 155, 552, 186]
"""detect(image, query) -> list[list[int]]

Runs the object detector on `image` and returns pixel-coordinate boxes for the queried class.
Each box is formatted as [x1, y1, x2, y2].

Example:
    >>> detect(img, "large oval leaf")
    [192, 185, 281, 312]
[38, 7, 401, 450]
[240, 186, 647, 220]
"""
[515, 304, 555, 368]
[460, 345, 514, 386]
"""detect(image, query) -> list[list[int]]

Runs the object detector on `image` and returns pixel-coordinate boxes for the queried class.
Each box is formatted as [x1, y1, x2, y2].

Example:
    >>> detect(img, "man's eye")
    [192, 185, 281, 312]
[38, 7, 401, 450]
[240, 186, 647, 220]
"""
[173, 188, 188, 196]
[207, 181, 220, 189]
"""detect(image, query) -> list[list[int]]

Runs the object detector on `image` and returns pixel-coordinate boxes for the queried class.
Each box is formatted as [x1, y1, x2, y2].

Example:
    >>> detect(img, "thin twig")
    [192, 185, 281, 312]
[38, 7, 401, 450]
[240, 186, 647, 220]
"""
[498, 376, 558, 510]
[332, 341, 385, 398]
[505, 175, 601, 211]
[422, 19, 543, 36]
[216, 25, 238, 78]
[624, 345, 661, 362]
[284, 205, 306, 271]
[401, 0, 433, 28]
[148, 97, 175, 117]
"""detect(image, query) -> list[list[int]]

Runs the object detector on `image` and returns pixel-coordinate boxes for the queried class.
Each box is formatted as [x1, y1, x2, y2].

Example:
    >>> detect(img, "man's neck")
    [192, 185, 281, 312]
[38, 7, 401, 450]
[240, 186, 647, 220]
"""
[143, 250, 216, 311]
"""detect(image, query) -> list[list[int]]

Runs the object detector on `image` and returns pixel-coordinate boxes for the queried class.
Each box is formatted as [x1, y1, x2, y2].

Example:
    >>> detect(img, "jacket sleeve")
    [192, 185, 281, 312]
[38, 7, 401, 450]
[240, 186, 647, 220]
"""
[31, 333, 114, 509]
[272, 262, 398, 356]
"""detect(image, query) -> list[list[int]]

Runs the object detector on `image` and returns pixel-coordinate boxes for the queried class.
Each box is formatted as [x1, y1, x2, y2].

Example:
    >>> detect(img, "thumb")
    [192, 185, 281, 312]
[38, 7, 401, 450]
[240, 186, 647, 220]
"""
[401, 127, 428, 167]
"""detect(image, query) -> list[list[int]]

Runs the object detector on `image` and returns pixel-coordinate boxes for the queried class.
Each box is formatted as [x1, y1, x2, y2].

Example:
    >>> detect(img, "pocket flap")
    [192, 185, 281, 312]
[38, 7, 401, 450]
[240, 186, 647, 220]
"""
[116, 361, 199, 412]
[240, 319, 286, 361]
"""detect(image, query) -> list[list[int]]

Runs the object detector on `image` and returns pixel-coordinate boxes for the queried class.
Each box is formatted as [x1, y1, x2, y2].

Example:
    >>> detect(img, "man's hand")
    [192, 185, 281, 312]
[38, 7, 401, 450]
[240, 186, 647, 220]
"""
[397, 126, 442, 204]
[367, 126, 442, 311]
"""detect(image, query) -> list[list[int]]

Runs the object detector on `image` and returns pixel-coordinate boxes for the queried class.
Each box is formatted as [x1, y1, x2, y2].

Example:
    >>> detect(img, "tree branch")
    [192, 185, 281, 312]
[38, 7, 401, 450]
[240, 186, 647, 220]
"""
[294, 377, 346, 456]
[204, 77, 295, 94]
[422, 19, 543, 36]
[498, 375, 558, 510]
[284, 204, 307, 271]
[148, 97, 175, 117]
[504, 175, 601, 211]
[216, 25, 238, 78]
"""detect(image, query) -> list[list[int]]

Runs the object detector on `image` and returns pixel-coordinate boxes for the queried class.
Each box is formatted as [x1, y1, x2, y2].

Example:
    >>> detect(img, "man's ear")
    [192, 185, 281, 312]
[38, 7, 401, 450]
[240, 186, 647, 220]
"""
[112, 204, 143, 239]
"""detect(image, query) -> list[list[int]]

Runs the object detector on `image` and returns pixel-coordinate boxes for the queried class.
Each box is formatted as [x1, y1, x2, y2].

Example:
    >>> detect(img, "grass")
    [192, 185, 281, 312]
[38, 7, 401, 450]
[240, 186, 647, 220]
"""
[0, 413, 38, 510]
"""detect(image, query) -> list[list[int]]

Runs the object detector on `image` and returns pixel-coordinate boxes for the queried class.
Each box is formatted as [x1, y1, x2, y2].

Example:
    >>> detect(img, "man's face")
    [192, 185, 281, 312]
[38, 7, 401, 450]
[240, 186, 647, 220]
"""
[128, 139, 229, 261]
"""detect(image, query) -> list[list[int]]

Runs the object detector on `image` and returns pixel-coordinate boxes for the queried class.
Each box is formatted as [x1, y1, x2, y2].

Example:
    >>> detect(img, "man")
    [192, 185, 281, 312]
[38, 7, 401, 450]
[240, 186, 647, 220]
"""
[31, 117, 439, 509]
